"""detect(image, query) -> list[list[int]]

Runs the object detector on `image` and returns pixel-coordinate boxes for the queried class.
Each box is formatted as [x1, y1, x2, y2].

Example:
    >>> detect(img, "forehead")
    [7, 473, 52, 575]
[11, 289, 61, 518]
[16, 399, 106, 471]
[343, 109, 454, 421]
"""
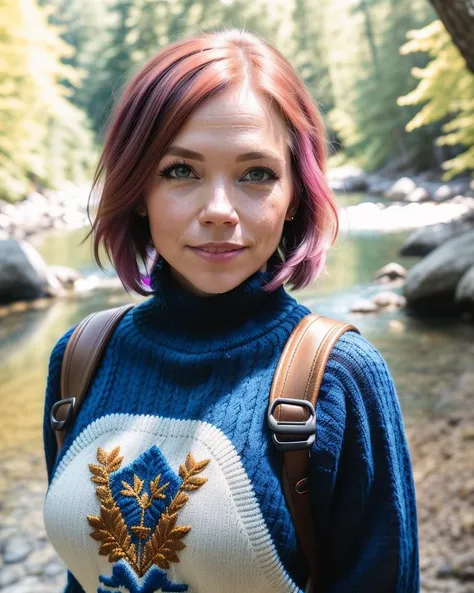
[173, 85, 289, 154]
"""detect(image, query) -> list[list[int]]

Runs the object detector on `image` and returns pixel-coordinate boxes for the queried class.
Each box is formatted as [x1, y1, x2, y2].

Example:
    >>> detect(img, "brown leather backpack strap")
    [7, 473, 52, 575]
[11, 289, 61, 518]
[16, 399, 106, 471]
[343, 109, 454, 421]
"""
[268, 314, 359, 591]
[50, 304, 134, 452]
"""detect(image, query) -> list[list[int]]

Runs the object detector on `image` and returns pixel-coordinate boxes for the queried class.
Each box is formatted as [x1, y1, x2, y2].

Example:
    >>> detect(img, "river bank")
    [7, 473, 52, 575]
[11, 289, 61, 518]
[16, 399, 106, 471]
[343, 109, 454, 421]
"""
[0, 378, 473, 593]
[0, 168, 473, 243]
[0, 189, 472, 591]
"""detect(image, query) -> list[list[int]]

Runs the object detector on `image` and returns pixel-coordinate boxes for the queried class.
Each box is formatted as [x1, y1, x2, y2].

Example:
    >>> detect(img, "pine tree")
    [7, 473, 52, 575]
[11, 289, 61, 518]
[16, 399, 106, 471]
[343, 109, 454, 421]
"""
[0, 0, 96, 201]
[398, 19, 474, 179]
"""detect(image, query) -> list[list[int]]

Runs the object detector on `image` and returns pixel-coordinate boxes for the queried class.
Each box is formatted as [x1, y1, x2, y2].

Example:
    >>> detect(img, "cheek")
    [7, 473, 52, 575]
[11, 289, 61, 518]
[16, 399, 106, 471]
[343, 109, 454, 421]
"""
[250, 194, 289, 233]
[146, 191, 187, 233]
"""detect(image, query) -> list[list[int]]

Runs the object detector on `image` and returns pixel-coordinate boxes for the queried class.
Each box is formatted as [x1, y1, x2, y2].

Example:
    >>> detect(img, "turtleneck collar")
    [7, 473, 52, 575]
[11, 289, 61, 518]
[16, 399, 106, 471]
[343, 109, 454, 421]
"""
[132, 253, 298, 352]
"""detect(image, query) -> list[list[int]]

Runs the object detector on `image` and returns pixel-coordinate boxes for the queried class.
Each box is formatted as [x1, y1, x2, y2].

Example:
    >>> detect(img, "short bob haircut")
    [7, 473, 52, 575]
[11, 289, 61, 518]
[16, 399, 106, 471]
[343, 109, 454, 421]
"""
[89, 28, 339, 296]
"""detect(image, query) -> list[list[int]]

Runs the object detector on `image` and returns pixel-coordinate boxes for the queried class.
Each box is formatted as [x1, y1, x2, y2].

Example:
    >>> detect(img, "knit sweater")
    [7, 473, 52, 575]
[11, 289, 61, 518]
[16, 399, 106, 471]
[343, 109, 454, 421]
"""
[43, 257, 419, 593]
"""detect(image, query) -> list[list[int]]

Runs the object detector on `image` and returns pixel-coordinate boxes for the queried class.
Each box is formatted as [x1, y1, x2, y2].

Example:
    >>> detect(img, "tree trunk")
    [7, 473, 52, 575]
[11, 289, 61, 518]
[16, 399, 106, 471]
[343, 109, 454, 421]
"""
[429, 0, 474, 73]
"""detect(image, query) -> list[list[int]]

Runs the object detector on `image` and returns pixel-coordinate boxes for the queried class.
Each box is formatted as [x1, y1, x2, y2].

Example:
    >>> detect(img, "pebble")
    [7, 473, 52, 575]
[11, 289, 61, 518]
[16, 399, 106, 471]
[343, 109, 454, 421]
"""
[0, 564, 25, 588]
[1, 406, 473, 593]
[3, 536, 33, 564]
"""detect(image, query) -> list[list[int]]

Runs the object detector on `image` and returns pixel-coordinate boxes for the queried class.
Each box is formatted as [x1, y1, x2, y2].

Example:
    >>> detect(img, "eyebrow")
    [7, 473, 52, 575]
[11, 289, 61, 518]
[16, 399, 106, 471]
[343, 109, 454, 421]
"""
[165, 146, 284, 164]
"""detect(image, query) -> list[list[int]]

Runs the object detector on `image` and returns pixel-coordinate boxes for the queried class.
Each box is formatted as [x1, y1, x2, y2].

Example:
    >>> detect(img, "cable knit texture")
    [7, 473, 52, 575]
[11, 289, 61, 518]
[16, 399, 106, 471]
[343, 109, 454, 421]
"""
[43, 257, 419, 593]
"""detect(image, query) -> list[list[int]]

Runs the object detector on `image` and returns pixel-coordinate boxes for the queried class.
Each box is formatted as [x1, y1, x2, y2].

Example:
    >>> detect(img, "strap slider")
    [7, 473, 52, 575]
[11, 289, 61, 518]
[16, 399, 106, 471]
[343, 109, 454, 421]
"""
[267, 397, 316, 452]
[50, 397, 76, 432]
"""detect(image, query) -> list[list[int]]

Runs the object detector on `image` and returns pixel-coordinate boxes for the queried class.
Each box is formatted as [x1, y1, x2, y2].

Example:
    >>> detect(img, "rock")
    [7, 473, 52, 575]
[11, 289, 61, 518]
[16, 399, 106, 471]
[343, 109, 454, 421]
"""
[461, 513, 474, 535]
[3, 536, 33, 564]
[400, 211, 474, 257]
[385, 177, 417, 200]
[43, 561, 65, 577]
[0, 576, 51, 593]
[328, 165, 368, 193]
[49, 265, 82, 287]
[373, 262, 408, 282]
[406, 186, 431, 203]
[0, 565, 25, 588]
[371, 291, 406, 308]
[0, 239, 64, 304]
[366, 175, 393, 196]
[455, 265, 474, 310]
[350, 299, 379, 313]
[435, 184, 456, 202]
[24, 547, 56, 576]
[404, 231, 474, 313]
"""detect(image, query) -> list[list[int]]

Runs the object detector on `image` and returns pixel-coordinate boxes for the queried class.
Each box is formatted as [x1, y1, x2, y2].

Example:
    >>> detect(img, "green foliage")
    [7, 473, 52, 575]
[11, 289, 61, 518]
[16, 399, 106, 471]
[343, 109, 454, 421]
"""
[326, 0, 435, 171]
[3, 0, 470, 203]
[44, 0, 333, 142]
[398, 20, 474, 179]
[0, 0, 96, 202]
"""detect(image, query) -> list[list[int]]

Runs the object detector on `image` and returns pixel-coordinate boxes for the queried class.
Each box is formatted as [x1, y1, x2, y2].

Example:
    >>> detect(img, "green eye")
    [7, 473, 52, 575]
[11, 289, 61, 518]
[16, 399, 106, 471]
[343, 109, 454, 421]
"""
[241, 167, 279, 183]
[172, 165, 192, 178]
[158, 161, 197, 180]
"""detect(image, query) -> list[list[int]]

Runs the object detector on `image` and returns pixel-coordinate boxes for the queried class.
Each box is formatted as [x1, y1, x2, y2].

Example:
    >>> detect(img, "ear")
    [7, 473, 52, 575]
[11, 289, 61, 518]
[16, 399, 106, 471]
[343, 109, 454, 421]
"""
[285, 189, 301, 221]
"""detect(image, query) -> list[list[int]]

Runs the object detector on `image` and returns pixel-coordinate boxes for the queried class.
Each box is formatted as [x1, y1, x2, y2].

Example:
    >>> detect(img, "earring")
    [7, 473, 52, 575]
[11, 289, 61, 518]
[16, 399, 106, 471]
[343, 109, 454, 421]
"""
[136, 206, 147, 217]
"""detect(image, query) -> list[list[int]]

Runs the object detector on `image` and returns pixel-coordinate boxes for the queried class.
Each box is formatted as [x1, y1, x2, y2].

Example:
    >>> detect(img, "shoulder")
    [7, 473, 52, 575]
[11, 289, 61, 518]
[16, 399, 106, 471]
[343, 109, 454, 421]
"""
[326, 329, 394, 391]
[317, 328, 401, 445]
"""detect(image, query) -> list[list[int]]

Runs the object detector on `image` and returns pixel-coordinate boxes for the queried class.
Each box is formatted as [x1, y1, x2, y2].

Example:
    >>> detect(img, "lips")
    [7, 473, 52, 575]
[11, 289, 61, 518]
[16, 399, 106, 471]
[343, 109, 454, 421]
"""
[188, 244, 247, 263]
[198, 246, 243, 253]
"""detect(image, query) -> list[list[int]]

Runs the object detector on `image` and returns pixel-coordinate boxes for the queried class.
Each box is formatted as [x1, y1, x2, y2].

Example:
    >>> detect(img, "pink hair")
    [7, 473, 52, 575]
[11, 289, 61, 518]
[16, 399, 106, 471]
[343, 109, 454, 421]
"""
[88, 28, 339, 295]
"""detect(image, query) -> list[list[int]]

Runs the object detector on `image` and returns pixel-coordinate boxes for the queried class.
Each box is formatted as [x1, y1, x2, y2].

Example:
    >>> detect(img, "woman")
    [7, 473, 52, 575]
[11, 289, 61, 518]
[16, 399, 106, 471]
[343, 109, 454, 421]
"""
[43, 28, 419, 593]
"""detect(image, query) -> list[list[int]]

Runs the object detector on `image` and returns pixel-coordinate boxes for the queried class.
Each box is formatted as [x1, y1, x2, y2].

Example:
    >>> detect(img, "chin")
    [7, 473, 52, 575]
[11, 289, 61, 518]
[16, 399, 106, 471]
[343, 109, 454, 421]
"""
[182, 267, 257, 297]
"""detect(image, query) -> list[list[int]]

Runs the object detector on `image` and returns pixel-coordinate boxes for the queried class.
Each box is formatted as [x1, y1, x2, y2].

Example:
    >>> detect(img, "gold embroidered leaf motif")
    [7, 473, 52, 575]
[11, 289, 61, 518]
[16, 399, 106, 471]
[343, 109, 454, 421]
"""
[150, 475, 168, 500]
[96, 446, 123, 472]
[169, 491, 188, 513]
[89, 447, 210, 578]
[142, 453, 210, 574]
[131, 526, 151, 539]
[88, 464, 108, 485]
[179, 453, 210, 481]
[133, 474, 144, 495]
[87, 507, 137, 566]
[87, 446, 138, 572]
[181, 476, 207, 491]
[121, 480, 137, 498]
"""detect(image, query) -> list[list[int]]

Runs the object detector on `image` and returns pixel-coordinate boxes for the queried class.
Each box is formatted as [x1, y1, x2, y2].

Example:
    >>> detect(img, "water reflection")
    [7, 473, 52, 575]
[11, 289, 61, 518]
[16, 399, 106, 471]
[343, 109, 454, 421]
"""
[1, 206, 474, 455]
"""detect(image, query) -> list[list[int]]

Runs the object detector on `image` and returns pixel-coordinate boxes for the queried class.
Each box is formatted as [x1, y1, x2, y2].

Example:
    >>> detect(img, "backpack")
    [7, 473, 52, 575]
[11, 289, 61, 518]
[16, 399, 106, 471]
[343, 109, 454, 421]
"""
[50, 304, 358, 592]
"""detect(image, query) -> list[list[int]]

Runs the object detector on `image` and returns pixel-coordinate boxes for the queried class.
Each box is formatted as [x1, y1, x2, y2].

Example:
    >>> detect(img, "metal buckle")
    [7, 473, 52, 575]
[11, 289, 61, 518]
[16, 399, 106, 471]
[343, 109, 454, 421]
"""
[267, 397, 316, 452]
[50, 398, 76, 432]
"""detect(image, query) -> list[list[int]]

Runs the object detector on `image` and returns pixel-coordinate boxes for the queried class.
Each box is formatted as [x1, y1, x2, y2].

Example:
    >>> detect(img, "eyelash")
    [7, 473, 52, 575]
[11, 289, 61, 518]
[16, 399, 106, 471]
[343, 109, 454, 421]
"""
[157, 159, 281, 184]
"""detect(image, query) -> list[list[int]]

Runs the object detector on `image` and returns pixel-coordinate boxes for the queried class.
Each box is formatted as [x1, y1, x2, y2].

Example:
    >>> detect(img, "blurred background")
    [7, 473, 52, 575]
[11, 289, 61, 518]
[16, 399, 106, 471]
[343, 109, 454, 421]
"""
[1, 0, 473, 591]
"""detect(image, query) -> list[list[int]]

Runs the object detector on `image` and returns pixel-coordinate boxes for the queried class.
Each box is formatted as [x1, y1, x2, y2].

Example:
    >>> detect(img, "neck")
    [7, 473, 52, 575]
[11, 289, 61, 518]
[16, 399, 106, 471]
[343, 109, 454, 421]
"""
[132, 255, 298, 353]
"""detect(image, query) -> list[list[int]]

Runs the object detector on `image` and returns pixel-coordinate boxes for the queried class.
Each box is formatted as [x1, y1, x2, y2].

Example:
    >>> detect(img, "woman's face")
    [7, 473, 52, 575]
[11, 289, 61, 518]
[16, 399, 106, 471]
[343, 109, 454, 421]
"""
[144, 84, 295, 296]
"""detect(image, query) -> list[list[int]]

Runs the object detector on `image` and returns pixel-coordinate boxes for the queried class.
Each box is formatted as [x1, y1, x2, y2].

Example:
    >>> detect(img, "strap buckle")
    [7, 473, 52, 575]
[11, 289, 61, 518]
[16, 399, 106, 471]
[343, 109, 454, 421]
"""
[50, 398, 76, 432]
[267, 397, 316, 452]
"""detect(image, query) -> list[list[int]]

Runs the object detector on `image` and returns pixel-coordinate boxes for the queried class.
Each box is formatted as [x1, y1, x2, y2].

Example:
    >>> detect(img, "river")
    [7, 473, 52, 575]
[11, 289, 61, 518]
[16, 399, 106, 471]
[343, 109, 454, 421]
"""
[1, 194, 474, 458]
[1, 194, 474, 592]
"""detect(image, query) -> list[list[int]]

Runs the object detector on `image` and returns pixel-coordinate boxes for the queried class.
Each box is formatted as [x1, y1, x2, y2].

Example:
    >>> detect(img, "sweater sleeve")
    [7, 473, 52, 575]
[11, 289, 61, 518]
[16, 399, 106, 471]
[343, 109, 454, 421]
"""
[43, 327, 85, 593]
[308, 331, 419, 593]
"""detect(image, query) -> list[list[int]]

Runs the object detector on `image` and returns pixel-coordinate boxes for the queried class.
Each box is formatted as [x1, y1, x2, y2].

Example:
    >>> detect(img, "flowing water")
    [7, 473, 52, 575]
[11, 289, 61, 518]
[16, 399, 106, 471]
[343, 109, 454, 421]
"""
[1, 195, 473, 458]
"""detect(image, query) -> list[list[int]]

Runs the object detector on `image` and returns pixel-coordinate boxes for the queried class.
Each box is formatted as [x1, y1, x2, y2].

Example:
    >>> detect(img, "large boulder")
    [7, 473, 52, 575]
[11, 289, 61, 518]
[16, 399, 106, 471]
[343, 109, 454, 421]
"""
[455, 266, 474, 311]
[373, 262, 408, 283]
[404, 231, 474, 313]
[400, 211, 474, 257]
[385, 177, 416, 200]
[327, 165, 368, 193]
[0, 239, 63, 303]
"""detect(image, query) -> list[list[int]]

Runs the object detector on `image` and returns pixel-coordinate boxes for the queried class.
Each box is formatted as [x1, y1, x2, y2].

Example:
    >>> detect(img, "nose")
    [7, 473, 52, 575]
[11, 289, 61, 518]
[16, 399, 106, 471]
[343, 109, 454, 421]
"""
[198, 184, 239, 227]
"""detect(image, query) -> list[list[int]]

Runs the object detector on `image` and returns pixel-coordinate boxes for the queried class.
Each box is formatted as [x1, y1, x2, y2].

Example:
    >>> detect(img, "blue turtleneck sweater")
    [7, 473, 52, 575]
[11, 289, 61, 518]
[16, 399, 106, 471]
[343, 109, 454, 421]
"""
[43, 258, 419, 593]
